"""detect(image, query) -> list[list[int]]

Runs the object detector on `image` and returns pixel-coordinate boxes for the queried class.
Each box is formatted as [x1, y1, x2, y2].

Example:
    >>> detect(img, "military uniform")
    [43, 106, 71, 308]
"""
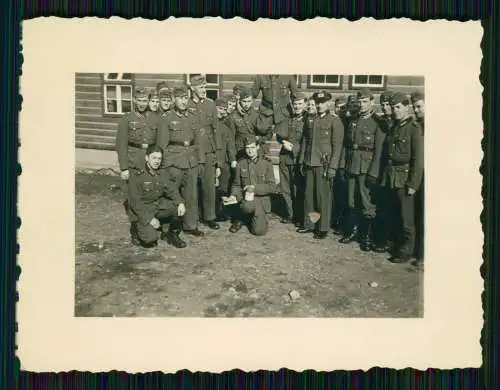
[229, 104, 264, 158]
[128, 167, 183, 246]
[276, 104, 305, 224]
[375, 93, 424, 261]
[156, 102, 203, 233]
[298, 92, 344, 237]
[230, 155, 278, 236]
[215, 116, 237, 195]
[339, 102, 385, 250]
[188, 95, 219, 225]
[251, 75, 297, 155]
[115, 110, 157, 173]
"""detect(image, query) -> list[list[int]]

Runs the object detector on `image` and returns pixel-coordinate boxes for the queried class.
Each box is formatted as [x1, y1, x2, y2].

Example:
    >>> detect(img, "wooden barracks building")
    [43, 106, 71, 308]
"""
[75, 73, 424, 163]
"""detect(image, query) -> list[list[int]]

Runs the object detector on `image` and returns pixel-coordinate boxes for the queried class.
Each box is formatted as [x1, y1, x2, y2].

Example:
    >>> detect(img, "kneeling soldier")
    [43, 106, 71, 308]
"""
[128, 146, 188, 248]
[228, 137, 279, 236]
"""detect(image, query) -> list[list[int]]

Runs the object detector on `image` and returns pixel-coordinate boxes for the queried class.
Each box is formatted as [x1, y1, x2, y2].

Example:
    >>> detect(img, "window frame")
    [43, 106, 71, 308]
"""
[102, 73, 134, 117]
[349, 75, 387, 90]
[186, 73, 222, 100]
[307, 74, 343, 89]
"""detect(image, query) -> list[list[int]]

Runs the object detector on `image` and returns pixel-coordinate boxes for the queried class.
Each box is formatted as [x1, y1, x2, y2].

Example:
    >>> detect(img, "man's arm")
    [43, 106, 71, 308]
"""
[230, 165, 243, 201]
[367, 123, 387, 180]
[116, 116, 129, 171]
[406, 122, 424, 191]
[225, 126, 237, 163]
[161, 171, 184, 206]
[328, 117, 345, 171]
[156, 118, 170, 150]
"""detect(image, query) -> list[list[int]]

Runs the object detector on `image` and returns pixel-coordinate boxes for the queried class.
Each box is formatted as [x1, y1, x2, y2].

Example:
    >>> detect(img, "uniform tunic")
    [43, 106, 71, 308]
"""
[115, 110, 158, 172]
[189, 98, 218, 221]
[340, 112, 384, 218]
[299, 112, 344, 232]
[276, 113, 305, 221]
[229, 106, 267, 158]
[215, 117, 237, 194]
[375, 116, 424, 256]
[157, 108, 202, 231]
[128, 167, 182, 244]
[231, 156, 278, 236]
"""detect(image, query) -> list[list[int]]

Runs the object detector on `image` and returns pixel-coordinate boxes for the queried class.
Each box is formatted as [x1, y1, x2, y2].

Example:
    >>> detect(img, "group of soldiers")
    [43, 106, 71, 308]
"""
[115, 74, 425, 265]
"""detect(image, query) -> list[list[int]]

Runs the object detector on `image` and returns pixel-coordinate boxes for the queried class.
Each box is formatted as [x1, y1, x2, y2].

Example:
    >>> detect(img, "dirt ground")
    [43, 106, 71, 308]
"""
[75, 173, 423, 318]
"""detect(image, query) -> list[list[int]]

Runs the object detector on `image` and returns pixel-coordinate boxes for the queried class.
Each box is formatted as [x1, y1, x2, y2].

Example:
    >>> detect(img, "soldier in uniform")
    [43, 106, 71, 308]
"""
[374, 92, 424, 263]
[332, 96, 348, 235]
[115, 87, 158, 180]
[298, 90, 344, 239]
[251, 75, 298, 156]
[228, 136, 279, 236]
[156, 85, 205, 237]
[128, 145, 188, 248]
[214, 97, 237, 221]
[224, 94, 238, 117]
[157, 83, 173, 116]
[229, 86, 265, 159]
[411, 91, 425, 264]
[333, 97, 347, 117]
[187, 75, 220, 230]
[276, 91, 307, 225]
[338, 88, 385, 251]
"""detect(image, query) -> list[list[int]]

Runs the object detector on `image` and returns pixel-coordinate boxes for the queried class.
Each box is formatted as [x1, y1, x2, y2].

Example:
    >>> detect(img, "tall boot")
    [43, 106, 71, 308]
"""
[339, 208, 357, 244]
[162, 218, 187, 248]
[130, 222, 141, 246]
[359, 218, 373, 252]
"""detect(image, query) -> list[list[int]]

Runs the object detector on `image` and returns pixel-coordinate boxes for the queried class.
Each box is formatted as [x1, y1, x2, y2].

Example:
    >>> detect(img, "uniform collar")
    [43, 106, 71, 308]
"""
[173, 108, 188, 117]
[146, 165, 159, 176]
[191, 97, 204, 104]
[397, 116, 412, 127]
[134, 110, 146, 119]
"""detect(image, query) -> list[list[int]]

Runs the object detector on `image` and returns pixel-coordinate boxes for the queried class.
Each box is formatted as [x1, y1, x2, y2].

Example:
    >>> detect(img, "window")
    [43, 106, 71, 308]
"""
[308, 74, 342, 88]
[103, 73, 133, 115]
[351, 75, 386, 89]
[186, 73, 221, 100]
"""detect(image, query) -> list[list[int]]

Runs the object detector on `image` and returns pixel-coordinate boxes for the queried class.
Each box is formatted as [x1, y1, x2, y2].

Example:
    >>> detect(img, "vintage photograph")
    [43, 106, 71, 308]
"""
[75, 72, 425, 318]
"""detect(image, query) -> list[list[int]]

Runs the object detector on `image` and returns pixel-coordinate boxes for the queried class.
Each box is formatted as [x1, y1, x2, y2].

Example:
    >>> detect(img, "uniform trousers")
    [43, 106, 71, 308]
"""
[132, 203, 178, 245]
[163, 166, 198, 231]
[391, 187, 417, 256]
[304, 166, 333, 233]
[279, 161, 305, 223]
[198, 152, 217, 222]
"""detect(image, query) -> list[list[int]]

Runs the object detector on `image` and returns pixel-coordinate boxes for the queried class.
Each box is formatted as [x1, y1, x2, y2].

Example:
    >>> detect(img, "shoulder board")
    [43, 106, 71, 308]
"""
[187, 107, 197, 114]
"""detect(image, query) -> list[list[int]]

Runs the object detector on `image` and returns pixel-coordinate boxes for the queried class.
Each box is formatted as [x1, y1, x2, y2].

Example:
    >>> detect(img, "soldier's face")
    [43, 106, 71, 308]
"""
[317, 101, 328, 113]
[412, 100, 425, 119]
[334, 103, 344, 115]
[359, 97, 372, 114]
[191, 84, 206, 99]
[160, 97, 172, 111]
[292, 99, 306, 115]
[145, 152, 162, 170]
[307, 100, 317, 114]
[226, 100, 236, 114]
[392, 102, 409, 121]
[135, 97, 149, 112]
[381, 101, 392, 116]
[216, 105, 226, 119]
[239, 96, 253, 112]
[174, 95, 188, 110]
[245, 143, 259, 159]
[148, 97, 160, 112]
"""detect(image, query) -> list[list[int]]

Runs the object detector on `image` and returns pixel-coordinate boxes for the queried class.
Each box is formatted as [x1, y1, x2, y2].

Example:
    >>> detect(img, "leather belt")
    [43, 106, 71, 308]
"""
[169, 140, 194, 147]
[348, 144, 373, 152]
[387, 160, 410, 167]
[128, 141, 152, 149]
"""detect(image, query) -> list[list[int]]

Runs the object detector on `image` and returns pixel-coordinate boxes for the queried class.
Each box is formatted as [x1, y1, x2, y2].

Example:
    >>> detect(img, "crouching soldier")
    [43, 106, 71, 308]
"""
[128, 145, 188, 249]
[228, 137, 279, 236]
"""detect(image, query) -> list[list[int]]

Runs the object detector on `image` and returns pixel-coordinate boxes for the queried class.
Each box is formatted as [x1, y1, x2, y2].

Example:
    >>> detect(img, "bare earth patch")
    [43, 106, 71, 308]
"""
[75, 173, 423, 318]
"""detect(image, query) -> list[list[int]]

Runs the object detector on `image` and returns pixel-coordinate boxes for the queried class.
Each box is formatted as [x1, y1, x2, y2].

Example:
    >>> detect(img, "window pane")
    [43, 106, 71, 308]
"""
[368, 75, 383, 85]
[122, 100, 132, 113]
[121, 86, 132, 100]
[122, 73, 132, 80]
[106, 85, 117, 99]
[106, 100, 117, 113]
[206, 89, 219, 100]
[354, 75, 368, 84]
[205, 74, 219, 84]
[105, 73, 118, 80]
[312, 75, 325, 83]
[325, 75, 339, 84]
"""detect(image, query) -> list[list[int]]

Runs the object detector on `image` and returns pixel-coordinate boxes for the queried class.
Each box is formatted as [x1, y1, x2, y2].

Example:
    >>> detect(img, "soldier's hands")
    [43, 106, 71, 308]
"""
[230, 160, 238, 169]
[298, 164, 305, 177]
[177, 203, 186, 217]
[150, 217, 160, 229]
[407, 187, 416, 196]
[325, 168, 336, 180]
[338, 168, 346, 181]
[215, 167, 221, 178]
[120, 170, 130, 181]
